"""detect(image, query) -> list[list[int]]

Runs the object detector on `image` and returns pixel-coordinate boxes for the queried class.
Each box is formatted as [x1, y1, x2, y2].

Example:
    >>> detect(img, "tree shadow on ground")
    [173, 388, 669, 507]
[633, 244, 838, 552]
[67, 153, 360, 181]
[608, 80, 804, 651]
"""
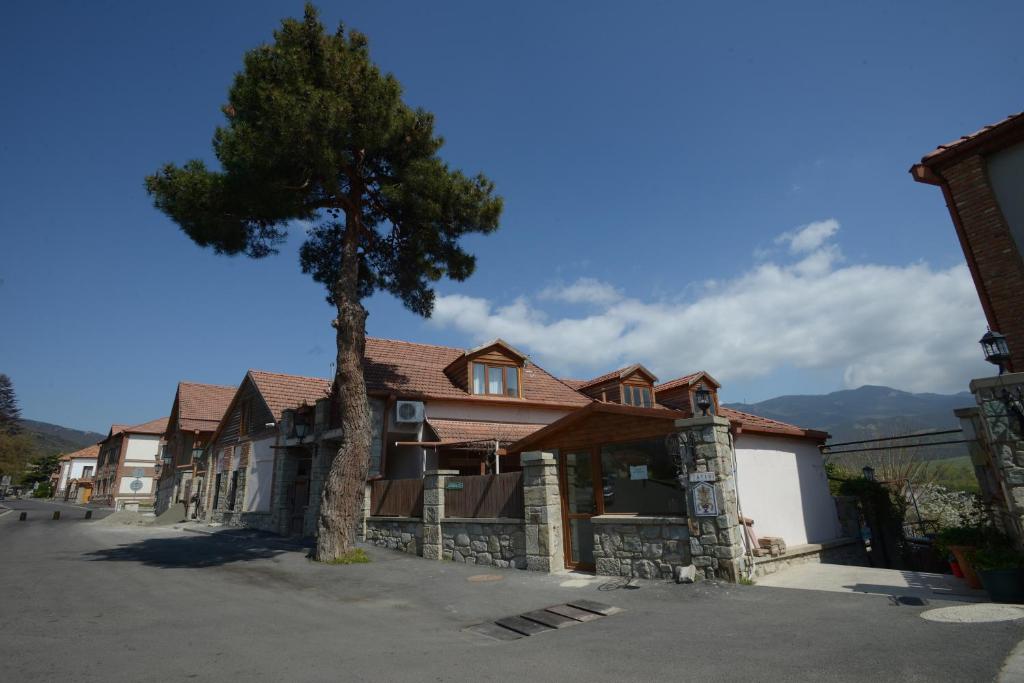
[83, 530, 313, 569]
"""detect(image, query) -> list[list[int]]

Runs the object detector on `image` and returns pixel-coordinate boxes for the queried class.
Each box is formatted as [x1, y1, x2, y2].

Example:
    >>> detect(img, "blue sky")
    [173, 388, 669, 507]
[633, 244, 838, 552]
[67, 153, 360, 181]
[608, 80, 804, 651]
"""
[1, 1, 1020, 433]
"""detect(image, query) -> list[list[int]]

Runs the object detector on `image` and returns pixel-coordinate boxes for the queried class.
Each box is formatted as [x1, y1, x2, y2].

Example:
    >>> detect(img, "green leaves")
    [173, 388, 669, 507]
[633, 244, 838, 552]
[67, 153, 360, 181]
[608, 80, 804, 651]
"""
[145, 2, 501, 316]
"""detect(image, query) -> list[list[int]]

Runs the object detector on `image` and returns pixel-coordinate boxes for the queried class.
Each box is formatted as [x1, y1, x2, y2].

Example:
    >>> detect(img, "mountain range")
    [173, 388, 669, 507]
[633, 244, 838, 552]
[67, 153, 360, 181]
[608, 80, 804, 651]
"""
[725, 384, 974, 449]
[20, 419, 105, 456]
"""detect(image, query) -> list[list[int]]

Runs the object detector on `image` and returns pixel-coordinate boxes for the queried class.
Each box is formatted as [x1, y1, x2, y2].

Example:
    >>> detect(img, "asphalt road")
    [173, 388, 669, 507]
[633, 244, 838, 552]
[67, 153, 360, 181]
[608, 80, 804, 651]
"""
[1, 509, 1021, 682]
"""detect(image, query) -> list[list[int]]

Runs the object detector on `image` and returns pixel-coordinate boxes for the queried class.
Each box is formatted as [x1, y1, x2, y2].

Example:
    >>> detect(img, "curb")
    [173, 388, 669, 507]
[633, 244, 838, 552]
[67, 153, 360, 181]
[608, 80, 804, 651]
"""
[998, 637, 1024, 682]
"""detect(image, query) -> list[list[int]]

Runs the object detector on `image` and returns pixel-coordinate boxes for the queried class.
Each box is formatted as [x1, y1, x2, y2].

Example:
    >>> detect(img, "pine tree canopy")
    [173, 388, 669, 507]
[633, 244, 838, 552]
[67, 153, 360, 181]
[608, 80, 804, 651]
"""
[0, 374, 22, 436]
[145, 3, 502, 316]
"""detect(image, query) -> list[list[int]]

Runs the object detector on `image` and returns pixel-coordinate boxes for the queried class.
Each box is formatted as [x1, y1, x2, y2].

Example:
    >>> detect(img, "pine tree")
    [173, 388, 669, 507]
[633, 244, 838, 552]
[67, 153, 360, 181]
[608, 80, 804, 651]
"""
[0, 374, 22, 436]
[145, 4, 502, 559]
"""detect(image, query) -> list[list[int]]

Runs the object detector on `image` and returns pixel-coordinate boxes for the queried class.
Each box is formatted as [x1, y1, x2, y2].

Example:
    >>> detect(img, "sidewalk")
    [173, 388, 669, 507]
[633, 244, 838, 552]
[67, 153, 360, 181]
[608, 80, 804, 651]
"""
[756, 562, 989, 602]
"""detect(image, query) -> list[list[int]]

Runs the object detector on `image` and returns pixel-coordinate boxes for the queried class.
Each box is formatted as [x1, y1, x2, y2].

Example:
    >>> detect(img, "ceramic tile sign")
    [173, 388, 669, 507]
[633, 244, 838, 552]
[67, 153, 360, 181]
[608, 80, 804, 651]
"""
[689, 471, 716, 483]
[692, 482, 719, 516]
[629, 464, 649, 480]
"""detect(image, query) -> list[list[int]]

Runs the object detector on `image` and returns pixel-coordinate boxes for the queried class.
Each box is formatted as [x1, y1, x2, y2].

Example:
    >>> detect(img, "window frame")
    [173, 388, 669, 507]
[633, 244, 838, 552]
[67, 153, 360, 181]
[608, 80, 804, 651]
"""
[471, 362, 522, 398]
[620, 383, 653, 408]
[239, 400, 251, 437]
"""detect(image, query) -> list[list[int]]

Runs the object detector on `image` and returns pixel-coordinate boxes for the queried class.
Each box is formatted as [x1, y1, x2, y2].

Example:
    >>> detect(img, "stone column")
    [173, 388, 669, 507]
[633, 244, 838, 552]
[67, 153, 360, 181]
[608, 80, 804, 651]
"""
[674, 415, 746, 582]
[357, 482, 371, 542]
[968, 373, 1024, 546]
[422, 469, 458, 560]
[521, 451, 563, 573]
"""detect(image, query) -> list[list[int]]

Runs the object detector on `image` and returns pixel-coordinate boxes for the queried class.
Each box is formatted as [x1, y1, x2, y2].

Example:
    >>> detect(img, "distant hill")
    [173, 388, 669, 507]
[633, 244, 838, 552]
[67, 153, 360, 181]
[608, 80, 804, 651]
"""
[19, 419, 105, 456]
[726, 385, 975, 458]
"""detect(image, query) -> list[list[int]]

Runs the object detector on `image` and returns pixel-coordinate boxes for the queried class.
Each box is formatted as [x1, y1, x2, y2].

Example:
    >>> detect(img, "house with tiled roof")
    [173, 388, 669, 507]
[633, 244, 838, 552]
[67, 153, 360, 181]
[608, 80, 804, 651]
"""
[93, 417, 168, 510]
[54, 444, 99, 504]
[153, 381, 236, 517]
[201, 370, 331, 532]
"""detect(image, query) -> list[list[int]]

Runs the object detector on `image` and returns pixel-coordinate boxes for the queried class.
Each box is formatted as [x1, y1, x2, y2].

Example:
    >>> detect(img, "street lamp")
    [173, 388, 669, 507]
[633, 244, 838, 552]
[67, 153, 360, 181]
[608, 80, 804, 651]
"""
[694, 383, 713, 417]
[294, 416, 309, 439]
[981, 329, 1011, 374]
[862, 465, 876, 482]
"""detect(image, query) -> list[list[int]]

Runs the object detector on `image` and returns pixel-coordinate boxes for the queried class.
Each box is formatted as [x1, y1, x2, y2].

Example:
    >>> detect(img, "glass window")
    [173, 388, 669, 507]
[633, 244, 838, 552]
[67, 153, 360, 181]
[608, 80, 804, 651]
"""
[622, 385, 632, 405]
[505, 367, 519, 397]
[488, 366, 503, 394]
[473, 363, 486, 394]
[642, 387, 652, 408]
[600, 438, 684, 515]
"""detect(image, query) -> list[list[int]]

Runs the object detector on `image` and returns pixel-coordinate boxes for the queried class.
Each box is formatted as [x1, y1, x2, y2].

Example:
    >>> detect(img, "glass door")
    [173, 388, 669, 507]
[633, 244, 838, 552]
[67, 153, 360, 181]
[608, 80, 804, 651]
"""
[560, 450, 602, 570]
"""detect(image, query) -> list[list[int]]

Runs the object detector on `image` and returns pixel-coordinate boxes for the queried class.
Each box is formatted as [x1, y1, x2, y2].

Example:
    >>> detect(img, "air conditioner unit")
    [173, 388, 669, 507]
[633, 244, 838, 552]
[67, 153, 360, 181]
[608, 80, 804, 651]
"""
[395, 400, 425, 423]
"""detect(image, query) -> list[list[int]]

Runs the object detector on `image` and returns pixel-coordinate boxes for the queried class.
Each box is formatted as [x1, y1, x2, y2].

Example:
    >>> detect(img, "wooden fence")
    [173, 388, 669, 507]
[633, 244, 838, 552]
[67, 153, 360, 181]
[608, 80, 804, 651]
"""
[444, 471, 524, 519]
[370, 478, 424, 517]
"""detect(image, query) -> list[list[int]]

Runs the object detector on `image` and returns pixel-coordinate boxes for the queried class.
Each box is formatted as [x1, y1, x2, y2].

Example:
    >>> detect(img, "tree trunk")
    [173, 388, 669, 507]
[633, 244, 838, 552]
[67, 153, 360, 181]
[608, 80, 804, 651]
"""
[314, 215, 372, 562]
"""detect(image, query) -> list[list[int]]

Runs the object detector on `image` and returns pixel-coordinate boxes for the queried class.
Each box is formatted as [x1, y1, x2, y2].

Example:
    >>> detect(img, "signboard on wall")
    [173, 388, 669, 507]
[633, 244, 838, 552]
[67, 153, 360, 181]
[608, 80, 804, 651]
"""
[689, 471, 716, 483]
[692, 482, 719, 516]
[629, 465, 649, 481]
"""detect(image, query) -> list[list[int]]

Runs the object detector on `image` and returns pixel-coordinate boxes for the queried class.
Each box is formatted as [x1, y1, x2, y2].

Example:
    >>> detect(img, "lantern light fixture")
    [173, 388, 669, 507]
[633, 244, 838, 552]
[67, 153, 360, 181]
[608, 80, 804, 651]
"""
[862, 465, 876, 482]
[980, 329, 1011, 374]
[694, 382, 713, 417]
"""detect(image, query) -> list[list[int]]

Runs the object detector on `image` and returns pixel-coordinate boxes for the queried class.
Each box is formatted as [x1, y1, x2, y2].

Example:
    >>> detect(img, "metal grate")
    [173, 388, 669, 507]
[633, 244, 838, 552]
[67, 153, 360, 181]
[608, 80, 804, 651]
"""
[464, 600, 623, 641]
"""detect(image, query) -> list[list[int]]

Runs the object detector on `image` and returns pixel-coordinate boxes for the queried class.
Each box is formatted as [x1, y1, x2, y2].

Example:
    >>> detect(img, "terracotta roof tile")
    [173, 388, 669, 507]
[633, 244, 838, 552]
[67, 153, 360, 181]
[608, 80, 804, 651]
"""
[60, 444, 99, 461]
[248, 370, 331, 420]
[718, 407, 826, 441]
[363, 338, 590, 407]
[654, 372, 703, 393]
[426, 418, 544, 445]
[559, 378, 587, 390]
[575, 364, 657, 391]
[918, 111, 1024, 166]
[123, 416, 169, 435]
[177, 382, 236, 432]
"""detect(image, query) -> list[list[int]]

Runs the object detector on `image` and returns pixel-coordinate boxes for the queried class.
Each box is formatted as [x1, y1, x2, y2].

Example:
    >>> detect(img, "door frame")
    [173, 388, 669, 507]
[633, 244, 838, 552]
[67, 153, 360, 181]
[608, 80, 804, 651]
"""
[558, 447, 605, 571]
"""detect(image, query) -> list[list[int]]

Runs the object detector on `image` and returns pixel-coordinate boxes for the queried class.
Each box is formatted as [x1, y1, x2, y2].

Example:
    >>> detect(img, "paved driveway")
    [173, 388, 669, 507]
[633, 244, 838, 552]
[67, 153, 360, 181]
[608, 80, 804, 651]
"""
[1, 512, 1021, 682]
[757, 562, 989, 602]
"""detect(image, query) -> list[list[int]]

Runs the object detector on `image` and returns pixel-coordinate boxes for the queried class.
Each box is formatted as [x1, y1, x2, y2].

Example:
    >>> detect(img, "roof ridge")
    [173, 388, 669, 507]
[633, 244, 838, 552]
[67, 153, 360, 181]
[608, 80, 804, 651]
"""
[178, 381, 237, 390]
[367, 336, 466, 353]
[247, 369, 332, 383]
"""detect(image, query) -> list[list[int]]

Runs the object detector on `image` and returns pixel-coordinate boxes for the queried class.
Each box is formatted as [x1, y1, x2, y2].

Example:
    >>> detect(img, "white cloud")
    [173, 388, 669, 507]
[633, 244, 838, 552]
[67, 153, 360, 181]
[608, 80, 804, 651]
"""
[430, 220, 988, 393]
[539, 277, 622, 305]
[776, 218, 840, 253]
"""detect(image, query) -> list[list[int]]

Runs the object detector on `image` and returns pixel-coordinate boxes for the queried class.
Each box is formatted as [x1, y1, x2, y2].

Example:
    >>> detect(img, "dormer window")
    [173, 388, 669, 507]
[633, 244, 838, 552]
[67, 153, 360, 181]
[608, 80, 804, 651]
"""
[472, 362, 521, 397]
[621, 384, 652, 408]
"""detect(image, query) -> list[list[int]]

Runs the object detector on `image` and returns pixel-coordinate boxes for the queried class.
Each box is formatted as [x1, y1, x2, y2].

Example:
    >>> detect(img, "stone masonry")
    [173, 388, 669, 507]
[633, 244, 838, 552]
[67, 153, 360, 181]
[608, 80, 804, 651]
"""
[422, 469, 456, 560]
[364, 517, 422, 555]
[675, 415, 746, 581]
[521, 451, 564, 573]
[441, 520, 526, 568]
[968, 373, 1024, 545]
[592, 517, 690, 579]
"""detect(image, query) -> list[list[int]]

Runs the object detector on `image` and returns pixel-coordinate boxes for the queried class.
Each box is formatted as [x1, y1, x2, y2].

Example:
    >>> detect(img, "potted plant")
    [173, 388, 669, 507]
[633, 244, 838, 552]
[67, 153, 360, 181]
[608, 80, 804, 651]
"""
[973, 547, 1024, 604]
[935, 526, 988, 589]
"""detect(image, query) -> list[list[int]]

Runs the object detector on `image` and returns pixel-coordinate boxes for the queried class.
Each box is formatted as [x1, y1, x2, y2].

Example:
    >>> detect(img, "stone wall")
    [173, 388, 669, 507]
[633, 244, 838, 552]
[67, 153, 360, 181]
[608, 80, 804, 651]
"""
[365, 517, 422, 555]
[592, 516, 690, 579]
[752, 538, 867, 578]
[441, 519, 526, 568]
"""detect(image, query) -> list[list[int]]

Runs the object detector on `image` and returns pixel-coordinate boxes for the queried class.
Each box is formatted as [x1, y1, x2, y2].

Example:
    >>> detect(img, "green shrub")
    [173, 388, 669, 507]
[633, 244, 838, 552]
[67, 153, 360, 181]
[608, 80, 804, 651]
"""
[935, 526, 1009, 555]
[972, 547, 1024, 571]
[32, 483, 52, 498]
[322, 548, 371, 565]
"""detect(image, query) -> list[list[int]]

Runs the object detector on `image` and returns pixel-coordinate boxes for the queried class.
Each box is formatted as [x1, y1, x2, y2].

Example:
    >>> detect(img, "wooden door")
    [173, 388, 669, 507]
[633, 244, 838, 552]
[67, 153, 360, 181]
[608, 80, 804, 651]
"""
[287, 455, 312, 536]
[559, 449, 603, 570]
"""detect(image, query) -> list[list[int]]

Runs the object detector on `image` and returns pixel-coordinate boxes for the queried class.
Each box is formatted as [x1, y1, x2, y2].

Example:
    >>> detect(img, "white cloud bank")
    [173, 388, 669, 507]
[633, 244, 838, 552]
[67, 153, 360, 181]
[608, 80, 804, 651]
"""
[431, 220, 988, 394]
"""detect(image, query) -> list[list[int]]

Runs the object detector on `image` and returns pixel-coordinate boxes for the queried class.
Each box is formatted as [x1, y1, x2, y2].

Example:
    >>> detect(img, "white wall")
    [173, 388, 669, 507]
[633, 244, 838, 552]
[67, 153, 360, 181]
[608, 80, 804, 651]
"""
[119, 476, 154, 494]
[424, 400, 570, 426]
[734, 434, 841, 546]
[58, 459, 97, 490]
[244, 437, 275, 512]
[124, 434, 161, 463]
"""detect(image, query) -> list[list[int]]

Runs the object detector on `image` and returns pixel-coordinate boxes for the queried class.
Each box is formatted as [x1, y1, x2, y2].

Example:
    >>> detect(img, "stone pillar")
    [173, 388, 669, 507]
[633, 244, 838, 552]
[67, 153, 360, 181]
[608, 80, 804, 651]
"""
[422, 469, 458, 560]
[357, 482, 371, 542]
[521, 451, 563, 573]
[968, 373, 1024, 546]
[674, 416, 746, 582]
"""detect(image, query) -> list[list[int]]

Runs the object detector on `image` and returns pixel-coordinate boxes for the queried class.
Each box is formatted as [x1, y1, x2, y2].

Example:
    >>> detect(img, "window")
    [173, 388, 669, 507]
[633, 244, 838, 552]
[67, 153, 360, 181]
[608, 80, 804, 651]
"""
[472, 363, 521, 398]
[621, 385, 652, 408]
[600, 438, 684, 515]
[82, 466, 93, 478]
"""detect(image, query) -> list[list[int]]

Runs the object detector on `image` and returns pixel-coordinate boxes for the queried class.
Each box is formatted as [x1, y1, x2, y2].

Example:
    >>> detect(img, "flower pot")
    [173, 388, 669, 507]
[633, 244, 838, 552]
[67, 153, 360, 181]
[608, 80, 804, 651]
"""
[979, 568, 1024, 604]
[949, 545, 982, 589]
[950, 560, 963, 578]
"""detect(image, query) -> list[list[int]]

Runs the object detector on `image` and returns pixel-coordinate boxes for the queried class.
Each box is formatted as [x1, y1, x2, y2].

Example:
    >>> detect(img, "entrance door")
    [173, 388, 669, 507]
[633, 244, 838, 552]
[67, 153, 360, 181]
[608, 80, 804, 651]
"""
[559, 450, 602, 570]
[287, 455, 312, 536]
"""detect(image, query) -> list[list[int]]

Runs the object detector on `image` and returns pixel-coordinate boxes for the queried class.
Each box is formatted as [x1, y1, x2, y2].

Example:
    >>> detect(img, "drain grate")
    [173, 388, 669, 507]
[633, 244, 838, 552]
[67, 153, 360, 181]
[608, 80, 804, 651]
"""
[465, 600, 622, 641]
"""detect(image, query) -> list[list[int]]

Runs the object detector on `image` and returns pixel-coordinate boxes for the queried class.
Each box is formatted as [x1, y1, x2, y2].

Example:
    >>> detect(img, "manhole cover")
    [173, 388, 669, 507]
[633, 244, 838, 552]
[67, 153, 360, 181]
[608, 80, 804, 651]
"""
[464, 600, 623, 641]
[920, 604, 1024, 624]
[467, 574, 504, 583]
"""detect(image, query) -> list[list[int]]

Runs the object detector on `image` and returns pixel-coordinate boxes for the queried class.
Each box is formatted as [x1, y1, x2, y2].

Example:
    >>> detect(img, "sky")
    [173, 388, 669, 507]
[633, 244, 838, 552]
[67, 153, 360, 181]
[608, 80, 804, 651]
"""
[1, 1, 1021, 433]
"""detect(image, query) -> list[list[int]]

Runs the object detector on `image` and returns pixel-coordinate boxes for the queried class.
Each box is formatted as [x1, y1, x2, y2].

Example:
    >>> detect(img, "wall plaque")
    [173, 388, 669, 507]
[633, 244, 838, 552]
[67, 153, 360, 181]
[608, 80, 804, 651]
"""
[692, 482, 719, 516]
[689, 471, 716, 483]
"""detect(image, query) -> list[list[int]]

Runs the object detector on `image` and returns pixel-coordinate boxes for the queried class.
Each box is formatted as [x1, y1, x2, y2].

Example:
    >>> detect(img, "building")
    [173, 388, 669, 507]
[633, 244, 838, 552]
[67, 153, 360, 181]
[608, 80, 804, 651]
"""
[154, 381, 235, 517]
[93, 417, 168, 511]
[269, 338, 590, 537]
[54, 444, 99, 504]
[911, 111, 1024, 371]
[202, 370, 331, 532]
